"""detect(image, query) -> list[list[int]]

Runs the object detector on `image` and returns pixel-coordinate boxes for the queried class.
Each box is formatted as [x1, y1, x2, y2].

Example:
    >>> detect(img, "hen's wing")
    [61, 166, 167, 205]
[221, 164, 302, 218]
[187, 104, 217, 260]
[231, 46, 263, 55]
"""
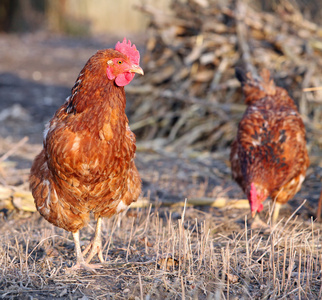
[30, 103, 141, 232]
[269, 113, 309, 204]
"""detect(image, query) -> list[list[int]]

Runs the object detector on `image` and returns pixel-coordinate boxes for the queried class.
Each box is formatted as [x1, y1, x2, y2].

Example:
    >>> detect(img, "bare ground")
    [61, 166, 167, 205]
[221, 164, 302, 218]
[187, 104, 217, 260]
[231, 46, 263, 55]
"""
[0, 33, 322, 299]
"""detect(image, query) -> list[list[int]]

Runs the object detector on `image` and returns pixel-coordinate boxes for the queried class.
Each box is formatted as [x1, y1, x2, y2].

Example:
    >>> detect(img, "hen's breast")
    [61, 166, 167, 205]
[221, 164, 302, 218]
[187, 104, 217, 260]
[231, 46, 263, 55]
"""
[47, 127, 114, 181]
[47, 104, 129, 176]
[44, 104, 140, 210]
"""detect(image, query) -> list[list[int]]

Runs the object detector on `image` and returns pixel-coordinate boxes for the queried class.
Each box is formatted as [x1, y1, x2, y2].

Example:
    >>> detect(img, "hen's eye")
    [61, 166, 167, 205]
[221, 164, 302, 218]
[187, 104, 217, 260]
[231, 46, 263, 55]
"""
[117, 60, 123, 64]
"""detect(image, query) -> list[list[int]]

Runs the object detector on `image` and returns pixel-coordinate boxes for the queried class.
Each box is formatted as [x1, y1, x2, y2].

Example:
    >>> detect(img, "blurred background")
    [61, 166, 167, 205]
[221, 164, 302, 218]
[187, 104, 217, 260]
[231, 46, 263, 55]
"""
[0, 0, 322, 212]
[0, 0, 171, 34]
[0, 0, 321, 34]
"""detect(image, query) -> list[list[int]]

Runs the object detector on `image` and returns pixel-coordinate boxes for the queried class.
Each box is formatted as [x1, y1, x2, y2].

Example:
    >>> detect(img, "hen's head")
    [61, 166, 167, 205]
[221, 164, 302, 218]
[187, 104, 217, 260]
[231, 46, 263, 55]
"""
[249, 182, 267, 218]
[106, 38, 144, 86]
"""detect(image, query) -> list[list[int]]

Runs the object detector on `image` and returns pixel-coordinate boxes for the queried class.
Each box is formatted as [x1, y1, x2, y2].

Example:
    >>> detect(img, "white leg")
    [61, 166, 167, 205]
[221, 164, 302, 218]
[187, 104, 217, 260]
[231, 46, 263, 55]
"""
[272, 202, 282, 223]
[69, 229, 102, 272]
[84, 217, 104, 264]
[72, 230, 85, 265]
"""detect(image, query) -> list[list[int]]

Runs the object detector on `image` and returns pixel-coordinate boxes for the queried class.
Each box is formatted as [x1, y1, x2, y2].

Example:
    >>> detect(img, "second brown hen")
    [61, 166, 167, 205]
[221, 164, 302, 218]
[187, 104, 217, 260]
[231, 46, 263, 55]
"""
[230, 68, 309, 223]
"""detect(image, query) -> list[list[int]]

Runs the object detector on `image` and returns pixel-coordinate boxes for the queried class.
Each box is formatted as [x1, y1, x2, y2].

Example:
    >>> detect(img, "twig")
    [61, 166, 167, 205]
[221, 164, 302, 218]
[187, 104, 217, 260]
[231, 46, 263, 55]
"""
[300, 64, 315, 115]
[317, 190, 322, 222]
[282, 199, 307, 230]
[0, 136, 29, 163]
[303, 87, 322, 92]
[130, 197, 249, 209]
[235, 0, 259, 78]
[139, 273, 144, 300]
[103, 260, 156, 269]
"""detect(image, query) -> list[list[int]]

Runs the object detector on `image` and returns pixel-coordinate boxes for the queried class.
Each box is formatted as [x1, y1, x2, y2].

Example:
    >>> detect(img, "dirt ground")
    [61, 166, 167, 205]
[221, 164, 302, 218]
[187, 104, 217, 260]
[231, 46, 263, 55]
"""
[0, 33, 322, 299]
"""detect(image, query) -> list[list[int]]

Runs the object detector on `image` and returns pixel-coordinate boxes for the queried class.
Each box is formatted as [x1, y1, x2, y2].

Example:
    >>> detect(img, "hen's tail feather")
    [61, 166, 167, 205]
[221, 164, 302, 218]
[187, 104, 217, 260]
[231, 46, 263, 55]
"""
[235, 67, 276, 98]
[235, 67, 248, 86]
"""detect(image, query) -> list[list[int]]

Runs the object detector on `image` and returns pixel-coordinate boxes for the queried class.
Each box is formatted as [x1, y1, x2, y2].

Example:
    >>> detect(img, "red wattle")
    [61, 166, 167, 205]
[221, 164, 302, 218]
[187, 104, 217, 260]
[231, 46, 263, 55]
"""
[115, 72, 135, 87]
[257, 203, 264, 212]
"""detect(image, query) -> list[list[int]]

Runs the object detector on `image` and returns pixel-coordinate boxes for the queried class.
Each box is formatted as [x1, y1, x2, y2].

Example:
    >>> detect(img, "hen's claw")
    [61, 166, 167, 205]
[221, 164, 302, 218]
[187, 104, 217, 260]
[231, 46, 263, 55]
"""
[69, 262, 102, 274]
[83, 239, 104, 264]
[71, 217, 105, 273]
[251, 214, 269, 230]
[83, 217, 105, 263]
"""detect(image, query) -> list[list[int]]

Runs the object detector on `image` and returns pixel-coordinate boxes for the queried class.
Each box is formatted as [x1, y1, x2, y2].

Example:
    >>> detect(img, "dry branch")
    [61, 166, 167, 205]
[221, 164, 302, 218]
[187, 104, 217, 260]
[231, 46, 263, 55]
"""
[0, 185, 36, 212]
[129, 0, 322, 153]
[130, 197, 249, 209]
[0, 136, 29, 163]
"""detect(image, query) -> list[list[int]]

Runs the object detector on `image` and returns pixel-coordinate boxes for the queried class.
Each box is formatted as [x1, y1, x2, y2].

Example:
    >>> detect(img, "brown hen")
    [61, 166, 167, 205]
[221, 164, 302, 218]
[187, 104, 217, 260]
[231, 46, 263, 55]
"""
[230, 68, 309, 223]
[30, 38, 144, 270]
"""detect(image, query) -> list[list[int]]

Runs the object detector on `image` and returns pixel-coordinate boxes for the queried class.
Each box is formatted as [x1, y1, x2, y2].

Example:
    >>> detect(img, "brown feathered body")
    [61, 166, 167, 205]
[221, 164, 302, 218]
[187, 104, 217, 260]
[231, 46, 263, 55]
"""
[230, 69, 309, 218]
[30, 49, 141, 233]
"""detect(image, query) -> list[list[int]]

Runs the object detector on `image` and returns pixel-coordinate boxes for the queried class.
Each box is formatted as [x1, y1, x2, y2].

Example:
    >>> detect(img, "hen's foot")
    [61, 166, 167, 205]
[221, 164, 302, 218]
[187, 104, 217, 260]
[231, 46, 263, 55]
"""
[69, 261, 102, 273]
[82, 239, 104, 264]
[251, 215, 270, 230]
[82, 216, 105, 264]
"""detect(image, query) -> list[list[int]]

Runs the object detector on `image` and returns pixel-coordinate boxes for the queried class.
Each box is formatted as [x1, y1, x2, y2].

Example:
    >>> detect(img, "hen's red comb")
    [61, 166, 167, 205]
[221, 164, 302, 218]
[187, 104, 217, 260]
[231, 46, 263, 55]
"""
[115, 38, 140, 65]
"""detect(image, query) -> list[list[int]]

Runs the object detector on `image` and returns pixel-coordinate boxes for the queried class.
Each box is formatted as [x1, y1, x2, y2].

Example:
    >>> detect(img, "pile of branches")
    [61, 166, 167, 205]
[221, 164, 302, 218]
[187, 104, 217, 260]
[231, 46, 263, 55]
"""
[128, 0, 322, 153]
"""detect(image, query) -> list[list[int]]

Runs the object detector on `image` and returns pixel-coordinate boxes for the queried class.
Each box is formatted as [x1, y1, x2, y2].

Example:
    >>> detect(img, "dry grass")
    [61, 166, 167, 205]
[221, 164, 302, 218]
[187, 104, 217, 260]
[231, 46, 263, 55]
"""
[0, 138, 320, 299]
[1, 200, 322, 299]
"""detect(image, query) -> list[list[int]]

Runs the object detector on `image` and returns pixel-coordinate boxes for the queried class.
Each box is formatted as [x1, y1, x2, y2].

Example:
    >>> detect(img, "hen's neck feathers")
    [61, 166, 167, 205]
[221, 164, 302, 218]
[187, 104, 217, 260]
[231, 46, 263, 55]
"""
[66, 49, 127, 115]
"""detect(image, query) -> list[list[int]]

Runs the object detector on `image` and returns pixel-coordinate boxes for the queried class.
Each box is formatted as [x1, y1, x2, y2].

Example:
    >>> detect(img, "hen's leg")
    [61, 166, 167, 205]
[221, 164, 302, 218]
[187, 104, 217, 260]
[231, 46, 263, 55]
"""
[82, 216, 104, 264]
[272, 202, 282, 223]
[72, 230, 85, 266]
[70, 230, 102, 272]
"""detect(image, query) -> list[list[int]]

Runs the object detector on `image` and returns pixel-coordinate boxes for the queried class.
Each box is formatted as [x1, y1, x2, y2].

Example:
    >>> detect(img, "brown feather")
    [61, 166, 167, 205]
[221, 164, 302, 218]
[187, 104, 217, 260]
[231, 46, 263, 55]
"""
[30, 49, 141, 233]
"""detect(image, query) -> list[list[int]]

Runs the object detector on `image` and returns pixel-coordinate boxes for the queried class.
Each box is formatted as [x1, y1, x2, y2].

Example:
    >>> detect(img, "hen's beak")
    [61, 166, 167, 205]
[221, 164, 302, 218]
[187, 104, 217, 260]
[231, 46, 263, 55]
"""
[251, 210, 256, 218]
[130, 64, 144, 75]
